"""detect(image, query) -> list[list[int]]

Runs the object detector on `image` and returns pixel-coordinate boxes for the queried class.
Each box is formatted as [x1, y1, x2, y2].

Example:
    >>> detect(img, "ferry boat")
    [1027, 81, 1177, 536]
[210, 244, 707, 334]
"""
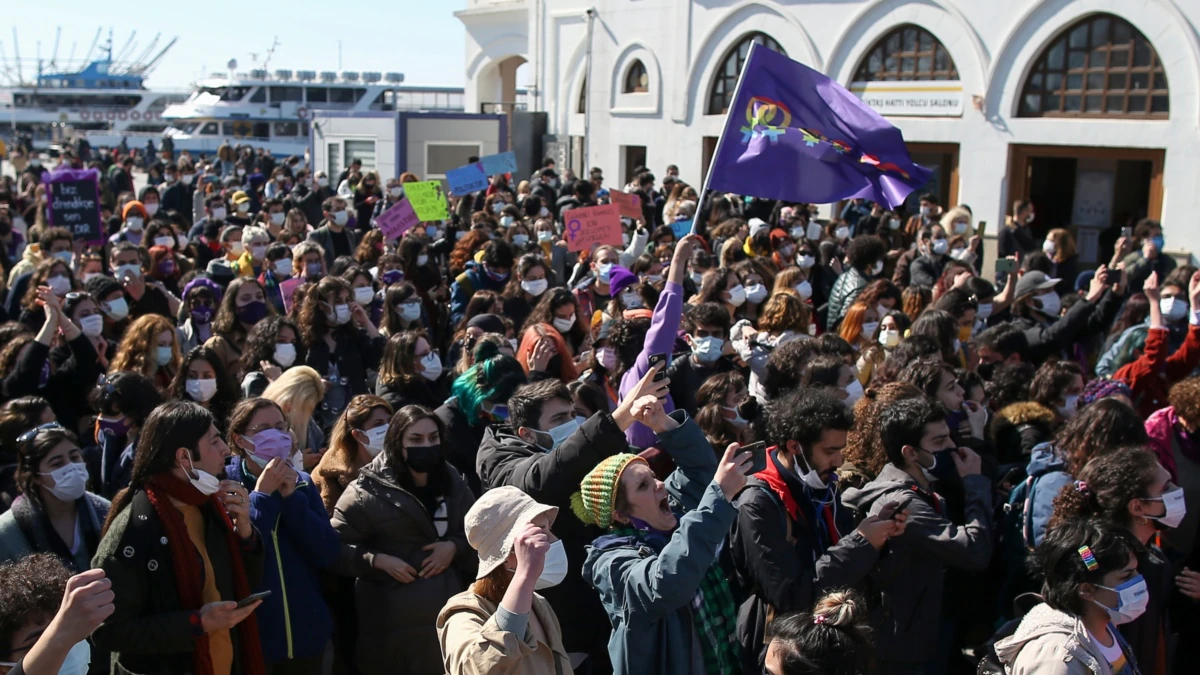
[0, 33, 186, 150]
[160, 69, 482, 158]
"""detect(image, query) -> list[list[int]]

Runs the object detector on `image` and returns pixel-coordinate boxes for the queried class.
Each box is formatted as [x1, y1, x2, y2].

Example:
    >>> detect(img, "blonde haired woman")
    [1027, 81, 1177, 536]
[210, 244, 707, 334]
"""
[939, 206, 981, 270]
[109, 313, 181, 391]
[262, 365, 326, 471]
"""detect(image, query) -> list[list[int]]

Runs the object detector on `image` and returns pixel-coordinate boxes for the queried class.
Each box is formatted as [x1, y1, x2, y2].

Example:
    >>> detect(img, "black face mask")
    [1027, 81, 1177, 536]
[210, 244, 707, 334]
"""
[545, 354, 564, 375]
[977, 360, 999, 382]
[404, 445, 443, 473]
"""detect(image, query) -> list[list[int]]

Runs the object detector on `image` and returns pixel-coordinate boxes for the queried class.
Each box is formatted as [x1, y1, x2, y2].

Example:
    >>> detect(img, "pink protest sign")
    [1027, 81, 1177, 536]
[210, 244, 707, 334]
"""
[563, 204, 622, 252]
[610, 191, 642, 220]
[375, 198, 420, 239]
[280, 278, 304, 314]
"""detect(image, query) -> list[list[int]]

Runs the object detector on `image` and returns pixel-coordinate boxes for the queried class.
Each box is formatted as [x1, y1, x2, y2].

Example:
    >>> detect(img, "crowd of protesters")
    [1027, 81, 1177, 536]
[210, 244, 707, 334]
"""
[0, 141, 1194, 675]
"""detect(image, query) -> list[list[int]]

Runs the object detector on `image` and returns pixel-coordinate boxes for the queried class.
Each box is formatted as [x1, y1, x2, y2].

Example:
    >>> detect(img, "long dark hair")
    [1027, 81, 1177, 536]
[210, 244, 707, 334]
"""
[15, 426, 80, 504]
[383, 405, 449, 496]
[212, 277, 272, 338]
[227, 398, 286, 459]
[102, 401, 216, 536]
[298, 275, 352, 346]
[239, 316, 305, 374]
[168, 346, 239, 432]
[525, 288, 585, 347]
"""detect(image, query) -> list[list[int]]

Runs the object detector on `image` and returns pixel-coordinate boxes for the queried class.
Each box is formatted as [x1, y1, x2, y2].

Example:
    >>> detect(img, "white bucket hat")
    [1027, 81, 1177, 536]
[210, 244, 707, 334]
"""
[465, 486, 559, 579]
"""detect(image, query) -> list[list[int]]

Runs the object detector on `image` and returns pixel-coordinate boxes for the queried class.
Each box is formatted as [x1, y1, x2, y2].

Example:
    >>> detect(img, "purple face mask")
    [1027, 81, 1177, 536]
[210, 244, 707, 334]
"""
[97, 416, 132, 439]
[381, 270, 404, 286]
[158, 259, 177, 276]
[244, 428, 294, 463]
[191, 305, 214, 325]
[235, 300, 268, 325]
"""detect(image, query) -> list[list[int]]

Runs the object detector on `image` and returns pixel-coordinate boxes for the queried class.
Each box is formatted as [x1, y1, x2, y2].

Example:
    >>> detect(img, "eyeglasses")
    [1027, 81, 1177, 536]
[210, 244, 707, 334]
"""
[65, 291, 89, 301]
[17, 422, 65, 445]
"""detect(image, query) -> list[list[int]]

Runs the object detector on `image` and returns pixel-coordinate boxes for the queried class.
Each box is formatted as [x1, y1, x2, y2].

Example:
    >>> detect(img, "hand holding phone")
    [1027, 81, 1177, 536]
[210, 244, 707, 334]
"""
[740, 441, 768, 474]
[878, 493, 914, 520]
[236, 590, 271, 608]
[648, 353, 668, 382]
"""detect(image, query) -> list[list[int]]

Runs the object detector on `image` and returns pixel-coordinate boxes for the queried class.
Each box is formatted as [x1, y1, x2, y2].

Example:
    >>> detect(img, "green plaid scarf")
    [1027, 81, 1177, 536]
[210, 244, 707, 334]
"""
[613, 526, 740, 675]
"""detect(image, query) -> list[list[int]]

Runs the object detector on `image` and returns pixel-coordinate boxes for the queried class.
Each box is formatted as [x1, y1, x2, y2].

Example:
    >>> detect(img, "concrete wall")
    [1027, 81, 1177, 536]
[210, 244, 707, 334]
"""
[310, 114, 398, 181]
[459, 0, 1200, 259]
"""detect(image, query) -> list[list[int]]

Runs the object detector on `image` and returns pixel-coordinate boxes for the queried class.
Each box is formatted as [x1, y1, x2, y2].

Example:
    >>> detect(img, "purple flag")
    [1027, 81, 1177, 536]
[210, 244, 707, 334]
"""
[706, 44, 932, 208]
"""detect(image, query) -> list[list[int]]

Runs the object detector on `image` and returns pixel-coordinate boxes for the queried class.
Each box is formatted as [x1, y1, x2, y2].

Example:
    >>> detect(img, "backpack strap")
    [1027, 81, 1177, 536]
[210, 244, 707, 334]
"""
[1020, 475, 1038, 550]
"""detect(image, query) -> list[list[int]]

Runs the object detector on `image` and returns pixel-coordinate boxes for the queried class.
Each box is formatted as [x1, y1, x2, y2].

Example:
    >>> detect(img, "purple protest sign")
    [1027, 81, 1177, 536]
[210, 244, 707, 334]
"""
[42, 168, 102, 245]
[375, 197, 421, 240]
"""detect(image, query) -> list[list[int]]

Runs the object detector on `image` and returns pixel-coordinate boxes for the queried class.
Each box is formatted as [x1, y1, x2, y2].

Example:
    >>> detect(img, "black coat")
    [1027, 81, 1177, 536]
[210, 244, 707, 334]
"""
[434, 399, 487, 497]
[305, 326, 385, 428]
[475, 413, 627, 662]
[2, 337, 98, 431]
[375, 376, 446, 412]
[730, 458, 879, 671]
[91, 491, 264, 675]
[666, 353, 735, 417]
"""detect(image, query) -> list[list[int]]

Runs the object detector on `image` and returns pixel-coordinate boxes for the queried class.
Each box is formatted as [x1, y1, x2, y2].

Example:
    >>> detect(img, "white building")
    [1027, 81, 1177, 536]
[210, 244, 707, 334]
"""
[458, 0, 1200, 264]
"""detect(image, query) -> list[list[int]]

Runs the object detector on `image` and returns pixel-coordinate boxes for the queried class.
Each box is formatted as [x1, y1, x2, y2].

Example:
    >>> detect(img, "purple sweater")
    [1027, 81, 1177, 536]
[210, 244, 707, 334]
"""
[619, 280, 683, 448]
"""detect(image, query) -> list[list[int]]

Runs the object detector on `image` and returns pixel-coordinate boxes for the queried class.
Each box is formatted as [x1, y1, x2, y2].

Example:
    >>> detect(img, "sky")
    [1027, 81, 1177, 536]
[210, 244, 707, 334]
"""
[3, 0, 470, 91]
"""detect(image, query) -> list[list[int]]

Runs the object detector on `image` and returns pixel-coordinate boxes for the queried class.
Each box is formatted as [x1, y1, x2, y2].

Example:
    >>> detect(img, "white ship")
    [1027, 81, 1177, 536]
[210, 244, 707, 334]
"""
[160, 67, 482, 158]
[0, 30, 186, 150]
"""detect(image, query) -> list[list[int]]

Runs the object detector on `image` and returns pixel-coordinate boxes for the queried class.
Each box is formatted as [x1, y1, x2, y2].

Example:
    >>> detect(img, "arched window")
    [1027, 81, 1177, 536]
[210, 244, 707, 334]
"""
[1019, 14, 1168, 117]
[623, 60, 648, 93]
[577, 75, 587, 114]
[706, 32, 785, 115]
[854, 24, 958, 81]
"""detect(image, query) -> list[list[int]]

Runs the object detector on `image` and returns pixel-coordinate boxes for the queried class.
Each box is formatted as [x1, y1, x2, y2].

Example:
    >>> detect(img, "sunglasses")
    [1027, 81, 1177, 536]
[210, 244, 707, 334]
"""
[17, 422, 65, 445]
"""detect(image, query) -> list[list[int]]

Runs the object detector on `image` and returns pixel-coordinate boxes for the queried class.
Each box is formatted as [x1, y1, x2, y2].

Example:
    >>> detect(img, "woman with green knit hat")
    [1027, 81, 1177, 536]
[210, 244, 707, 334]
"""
[576, 393, 752, 675]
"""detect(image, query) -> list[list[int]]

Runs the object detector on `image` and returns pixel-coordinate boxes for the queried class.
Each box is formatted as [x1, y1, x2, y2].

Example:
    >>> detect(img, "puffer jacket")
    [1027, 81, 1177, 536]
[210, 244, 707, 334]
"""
[995, 602, 1138, 675]
[331, 450, 477, 675]
[827, 266, 869, 328]
[437, 589, 570, 675]
[841, 463, 993, 670]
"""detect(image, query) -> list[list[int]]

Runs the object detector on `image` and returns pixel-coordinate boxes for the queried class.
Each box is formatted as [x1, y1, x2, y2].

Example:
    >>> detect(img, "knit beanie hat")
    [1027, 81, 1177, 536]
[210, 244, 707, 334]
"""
[1079, 378, 1133, 410]
[570, 453, 647, 529]
[607, 266, 637, 297]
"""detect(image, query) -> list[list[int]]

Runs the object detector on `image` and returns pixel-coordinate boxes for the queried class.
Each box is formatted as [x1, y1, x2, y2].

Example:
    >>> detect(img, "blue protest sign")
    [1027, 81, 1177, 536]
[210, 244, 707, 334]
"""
[671, 219, 693, 239]
[480, 151, 518, 176]
[446, 162, 489, 196]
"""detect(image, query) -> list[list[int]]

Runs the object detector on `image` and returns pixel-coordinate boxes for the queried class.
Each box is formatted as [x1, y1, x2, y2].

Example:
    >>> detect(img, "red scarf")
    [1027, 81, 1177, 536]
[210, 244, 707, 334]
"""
[754, 448, 840, 546]
[145, 474, 265, 675]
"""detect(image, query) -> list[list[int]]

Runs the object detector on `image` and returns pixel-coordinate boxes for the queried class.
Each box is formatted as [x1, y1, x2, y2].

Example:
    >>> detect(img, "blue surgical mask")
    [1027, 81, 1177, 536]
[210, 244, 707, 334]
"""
[530, 416, 585, 452]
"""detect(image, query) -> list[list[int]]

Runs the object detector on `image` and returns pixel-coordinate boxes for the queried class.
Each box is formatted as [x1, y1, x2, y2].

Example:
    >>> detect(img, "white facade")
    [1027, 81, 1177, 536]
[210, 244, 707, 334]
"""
[458, 0, 1200, 260]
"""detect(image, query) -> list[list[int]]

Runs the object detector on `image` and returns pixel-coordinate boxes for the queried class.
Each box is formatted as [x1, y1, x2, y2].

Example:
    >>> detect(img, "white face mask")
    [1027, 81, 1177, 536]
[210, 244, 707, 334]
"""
[745, 283, 768, 304]
[931, 239, 949, 255]
[186, 378, 218, 403]
[390, 186, 404, 197]
[333, 210, 349, 226]
[879, 328, 901, 348]
[621, 290, 644, 309]
[417, 254, 429, 266]
[1042, 239, 1057, 256]
[318, 177, 330, 187]
[55, 639, 91, 675]
[1145, 487, 1187, 529]
[1161, 297, 1188, 322]
[181, 174, 195, 185]
[273, 258, 293, 277]
[726, 284, 747, 307]
[144, 203, 160, 216]
[1036, 292, 1062, 317]
[794, 446, 834, 492]
[691, 335, 724, 364]
[871, 260, 884, 275]
[953, 221, 968, 235]
[835, 226, 850, 240]
[40, 461, 89, 502]
[79, 314, 105, 337]
[844, 379, 864, 406]
[126, 216, 144, 232]
[918, 448, 939, 482]
[251, 245, 268, 260]
[596, 262, 614, 283]
[154, 235, 175, 248]
[500, 216, 515, 228]
[331, 303, 352, 325]
[976, 302, 993, 319]
[1093, 575, 1150, 625]
[230, 241, 245, 256]
[797, 254, 816, 269]
[103, 297, 130, 320]
[512, 234, 529, 246]
[530, 417, 584, 452]
[889, 218, 901, 230]
[793, 280, 813, 300]
[420, 352, 443, 381]
[400, 301, 423, 323]
[47, 275, 71, 297]
[181, 455, 221, 495]
[361, 424, 389, 456]
[354, 286, 375, 306]
[211, 207, 227, 220]
[270, 212, 286, 225]
[535, 539, 569, 590]
[950, 247, 970, 261]
[860, 321, 879, 338]
[806, 222, 823, 241]
[552, 314, 576, 332]
[156, 346, 173, 366]
[237, 202, 251, 213]
[274, 343, 297, 368]
[521, 278, 548, 297]
[1058, 394, 1079, 418]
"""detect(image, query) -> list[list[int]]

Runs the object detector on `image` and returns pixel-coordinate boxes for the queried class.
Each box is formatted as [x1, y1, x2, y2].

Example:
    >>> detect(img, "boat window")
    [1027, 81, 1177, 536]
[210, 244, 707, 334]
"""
[250, 88, 266, 103]
[307, 87, 328, 103]
[274, 122, 299, 137]
[269, 87, 304, 103]
[200, 122, 219, 135]
[253, 122, 270, 139]
[329, 87, 356, 104]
